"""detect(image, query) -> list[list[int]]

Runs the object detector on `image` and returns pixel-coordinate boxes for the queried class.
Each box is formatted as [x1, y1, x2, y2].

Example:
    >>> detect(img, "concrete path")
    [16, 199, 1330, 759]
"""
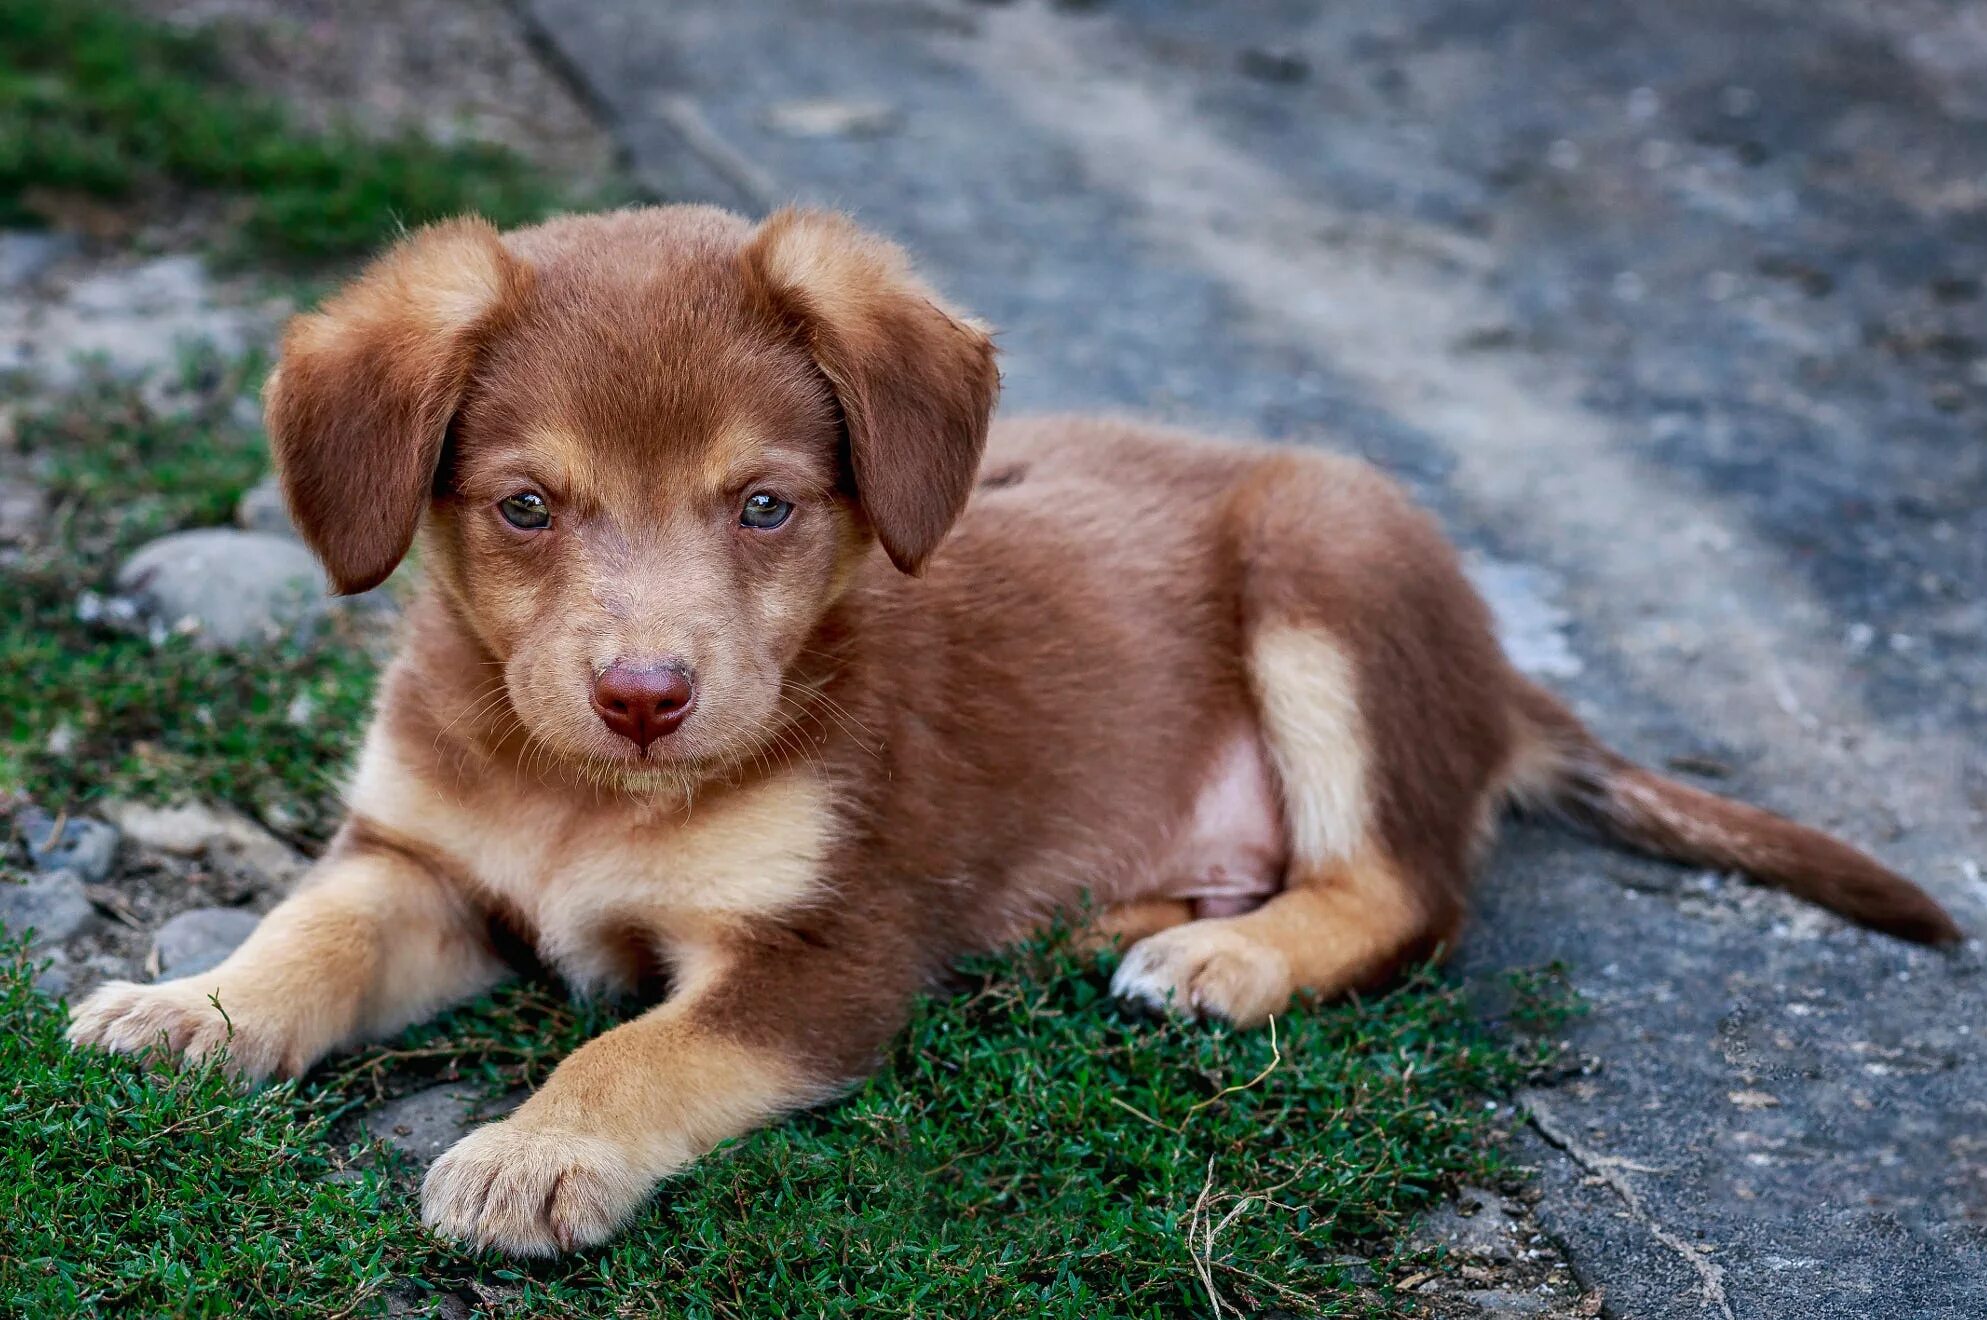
[521, 1, 1987, 1313]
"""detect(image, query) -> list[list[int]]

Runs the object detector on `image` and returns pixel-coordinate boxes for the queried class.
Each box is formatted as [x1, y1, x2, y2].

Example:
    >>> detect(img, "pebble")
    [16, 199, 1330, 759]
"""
[761, 98, 899, 139]
[32, 947, 74, 1001]
[151, 907, 262, 980]
[1413, 1186, 1523, 1263]
[16, 806, 120, 884]
[0, 870, 96, 947]
[1459, 1289, 1551, 1315]
[113, 528, 328, 649]
[100, 799, 306, 885]
[363, 1083, 523, 1166]
[0, 230, 80, 290]
[233, 475, 297, 538]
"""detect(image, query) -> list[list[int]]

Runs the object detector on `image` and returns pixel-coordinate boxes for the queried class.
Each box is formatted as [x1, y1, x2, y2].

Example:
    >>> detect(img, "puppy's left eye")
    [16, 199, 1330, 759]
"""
[740, 492, 793, 530]
[498, 492, 551, 530]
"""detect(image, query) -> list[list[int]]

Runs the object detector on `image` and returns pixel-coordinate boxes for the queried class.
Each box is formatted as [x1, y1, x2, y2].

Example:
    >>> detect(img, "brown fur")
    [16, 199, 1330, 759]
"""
[70, 205, 1961, 1256]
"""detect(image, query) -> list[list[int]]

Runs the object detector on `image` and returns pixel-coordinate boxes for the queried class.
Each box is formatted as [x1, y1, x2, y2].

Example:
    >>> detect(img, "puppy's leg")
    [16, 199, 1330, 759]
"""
[1114, 619, 1462, 1025]
[1110, 850, 1441, 1025]
[1073, 897, 1196, 954]
[68, 838, 508, 1080]
[422, 929, 913, 1256]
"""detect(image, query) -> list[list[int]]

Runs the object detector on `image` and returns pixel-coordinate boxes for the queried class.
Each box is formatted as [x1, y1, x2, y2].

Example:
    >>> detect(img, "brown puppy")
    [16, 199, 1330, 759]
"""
[68, 205, 1960, 1256]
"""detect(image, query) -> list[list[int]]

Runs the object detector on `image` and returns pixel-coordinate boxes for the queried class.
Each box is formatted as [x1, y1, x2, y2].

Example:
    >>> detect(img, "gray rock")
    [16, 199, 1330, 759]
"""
[0, 871, 96, 946]
[101, 799, 306, 885]
[1459, 1289, 1552, 1316]
[16, 806, 120, 884]
[0, 230, 79, 290]
[1414, 1187, 1523, 1263]
[233, 476, 296, 538]
[32, 948, 73, 1001]
[761, 98, 898, 138]
[151, 907, 261, 980]
[114, 529, 327, 648]
[100, 800, 233, 856]
[363, 1083, 524, 1166]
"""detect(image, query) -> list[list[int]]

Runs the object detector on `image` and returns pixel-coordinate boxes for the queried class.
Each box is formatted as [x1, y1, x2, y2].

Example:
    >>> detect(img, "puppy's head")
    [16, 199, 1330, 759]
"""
[265, 206, 997, 781]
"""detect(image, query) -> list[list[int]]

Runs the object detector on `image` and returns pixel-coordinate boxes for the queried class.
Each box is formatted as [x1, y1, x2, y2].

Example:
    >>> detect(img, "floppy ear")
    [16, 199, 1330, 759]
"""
[263, 217, 531, 595]
[741, 208, 999, 575]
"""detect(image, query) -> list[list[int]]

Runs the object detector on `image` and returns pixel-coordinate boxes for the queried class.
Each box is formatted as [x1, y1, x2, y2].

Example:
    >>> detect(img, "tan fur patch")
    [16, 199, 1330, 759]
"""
[347, 728, 838, 993]
[1249, 625, 1370, 866]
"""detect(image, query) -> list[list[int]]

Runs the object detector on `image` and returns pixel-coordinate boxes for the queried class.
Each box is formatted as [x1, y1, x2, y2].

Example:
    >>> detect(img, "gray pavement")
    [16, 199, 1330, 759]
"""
[520, 1, 1987, 1314]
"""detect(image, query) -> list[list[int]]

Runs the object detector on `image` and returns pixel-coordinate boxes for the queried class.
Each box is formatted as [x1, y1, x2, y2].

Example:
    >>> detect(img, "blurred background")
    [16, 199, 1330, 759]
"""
[2, 2, 1983, 1317]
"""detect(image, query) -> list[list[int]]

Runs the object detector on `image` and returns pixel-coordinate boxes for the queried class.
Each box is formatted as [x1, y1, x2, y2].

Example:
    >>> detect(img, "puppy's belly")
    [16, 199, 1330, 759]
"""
[1151, 727, 1289, 919]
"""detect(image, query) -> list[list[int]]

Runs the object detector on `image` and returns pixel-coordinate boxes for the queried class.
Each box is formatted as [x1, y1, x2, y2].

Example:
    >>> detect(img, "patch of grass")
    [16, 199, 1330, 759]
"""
[1, 372, 377, 834]
[4, 937, 1565, 1318]
[0, 0, 569, 260]
[0, 941, 416, 1317]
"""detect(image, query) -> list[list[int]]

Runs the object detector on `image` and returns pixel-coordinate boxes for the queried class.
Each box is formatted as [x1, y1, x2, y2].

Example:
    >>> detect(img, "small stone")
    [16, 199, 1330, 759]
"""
[0, 871, 96, 946]
[761, 98, 899, 139]
[363, 1083, 523, 1166]
[151, 907, 262, 980]
[16, 806, 120, 884]
[100, 800, 306, 885]
[115, 528, 327, 649]
[1414, 1186, 1522, 1263]
[1460, 1289, 1551, 1315]
[1239, 45, 1311, 83]
[33, 948, 73, 1001]
[234, 476, 296, 538]
[0, 230, 79, 290]
[98, 801, 224, 855]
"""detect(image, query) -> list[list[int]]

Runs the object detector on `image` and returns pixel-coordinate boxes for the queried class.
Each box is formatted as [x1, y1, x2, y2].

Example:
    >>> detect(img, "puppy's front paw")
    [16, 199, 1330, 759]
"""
[1111, 924, 1293, 1027]
[422, 1120, 651, 1256]
[66, 979, 304, 1080]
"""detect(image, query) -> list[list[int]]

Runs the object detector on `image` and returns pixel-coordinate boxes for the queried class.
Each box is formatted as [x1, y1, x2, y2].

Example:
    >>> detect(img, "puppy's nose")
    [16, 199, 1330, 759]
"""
[591, 662, 695, 751]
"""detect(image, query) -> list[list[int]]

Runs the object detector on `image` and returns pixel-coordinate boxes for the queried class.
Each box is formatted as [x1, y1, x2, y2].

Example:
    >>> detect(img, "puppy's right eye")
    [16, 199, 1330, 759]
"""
[498, 492, 551, 530]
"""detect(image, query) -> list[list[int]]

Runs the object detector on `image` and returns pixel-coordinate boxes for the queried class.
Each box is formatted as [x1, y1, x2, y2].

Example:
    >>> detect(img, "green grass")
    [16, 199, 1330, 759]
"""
[2, 935, 1568, 1318]
[0, 0, 570, 260]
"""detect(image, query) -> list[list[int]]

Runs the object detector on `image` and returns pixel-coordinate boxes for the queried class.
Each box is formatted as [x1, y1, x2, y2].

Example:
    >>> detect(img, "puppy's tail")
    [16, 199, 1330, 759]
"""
[1507, 680, 1962, 946]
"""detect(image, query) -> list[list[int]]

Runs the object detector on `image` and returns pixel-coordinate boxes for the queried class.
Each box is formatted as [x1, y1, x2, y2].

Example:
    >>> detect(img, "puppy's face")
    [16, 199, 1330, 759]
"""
[435, 314, 853, 775]
[266, 206, 997, 784]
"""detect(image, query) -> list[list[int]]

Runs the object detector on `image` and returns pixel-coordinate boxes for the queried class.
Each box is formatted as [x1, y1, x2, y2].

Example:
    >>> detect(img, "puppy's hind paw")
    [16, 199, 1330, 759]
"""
[422, 1120, 652, 1257]
[1110, 924, 1293, 1028]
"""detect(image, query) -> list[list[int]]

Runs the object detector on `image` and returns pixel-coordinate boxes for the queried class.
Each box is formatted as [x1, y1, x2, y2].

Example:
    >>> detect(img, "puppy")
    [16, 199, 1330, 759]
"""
[69, 205, 1960, 1256]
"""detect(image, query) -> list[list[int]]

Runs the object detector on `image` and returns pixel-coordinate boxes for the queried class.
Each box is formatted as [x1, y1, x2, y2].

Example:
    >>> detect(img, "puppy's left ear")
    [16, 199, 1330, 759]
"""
[742, 208, 999, 575]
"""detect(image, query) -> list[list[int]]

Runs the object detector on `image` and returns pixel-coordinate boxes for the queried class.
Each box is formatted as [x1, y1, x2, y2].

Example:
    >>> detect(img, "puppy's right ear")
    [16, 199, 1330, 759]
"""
[264, 217, 530, 595]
